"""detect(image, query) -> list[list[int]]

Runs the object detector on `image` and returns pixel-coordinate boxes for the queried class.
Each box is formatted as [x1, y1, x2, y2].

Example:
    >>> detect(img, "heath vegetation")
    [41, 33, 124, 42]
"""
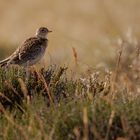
[0, 37, 140, 140]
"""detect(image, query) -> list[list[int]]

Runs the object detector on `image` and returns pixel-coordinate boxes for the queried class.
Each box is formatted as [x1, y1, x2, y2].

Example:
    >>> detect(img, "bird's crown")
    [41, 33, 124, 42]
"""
[36, 27, 52, 38]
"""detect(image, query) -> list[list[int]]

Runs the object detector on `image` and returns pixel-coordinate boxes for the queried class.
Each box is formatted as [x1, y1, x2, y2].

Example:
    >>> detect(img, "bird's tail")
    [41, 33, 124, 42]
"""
[0, 58, 10, 67]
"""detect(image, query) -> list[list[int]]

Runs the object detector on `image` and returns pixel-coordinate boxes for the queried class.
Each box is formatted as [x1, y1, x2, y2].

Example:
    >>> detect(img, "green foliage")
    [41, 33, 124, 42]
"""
[0, 63, 139, 140]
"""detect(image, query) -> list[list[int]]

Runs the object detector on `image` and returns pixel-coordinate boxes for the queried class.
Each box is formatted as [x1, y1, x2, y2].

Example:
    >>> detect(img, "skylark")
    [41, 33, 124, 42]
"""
[0, 27, 52, 67]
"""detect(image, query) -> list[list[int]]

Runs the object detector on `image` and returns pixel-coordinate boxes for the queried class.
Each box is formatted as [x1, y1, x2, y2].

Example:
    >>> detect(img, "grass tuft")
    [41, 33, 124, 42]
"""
[0, 38, 140, 140]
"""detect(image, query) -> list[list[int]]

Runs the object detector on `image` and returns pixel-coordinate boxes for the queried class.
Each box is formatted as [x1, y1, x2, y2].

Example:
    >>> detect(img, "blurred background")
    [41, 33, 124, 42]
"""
[0, 0, 140, 72]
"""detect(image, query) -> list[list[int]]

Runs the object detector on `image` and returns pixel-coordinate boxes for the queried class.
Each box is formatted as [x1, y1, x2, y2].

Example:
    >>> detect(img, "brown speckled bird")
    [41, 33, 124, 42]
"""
[0, 27, 52, 67]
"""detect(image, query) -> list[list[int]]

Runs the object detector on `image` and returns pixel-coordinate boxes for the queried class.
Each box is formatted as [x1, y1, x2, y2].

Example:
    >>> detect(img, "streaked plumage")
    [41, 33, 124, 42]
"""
[0, 27, 52, 67]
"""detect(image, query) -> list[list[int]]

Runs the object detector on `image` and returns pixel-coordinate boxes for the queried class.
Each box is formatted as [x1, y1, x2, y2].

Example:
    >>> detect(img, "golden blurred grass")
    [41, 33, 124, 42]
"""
[0, 0, 140, 70]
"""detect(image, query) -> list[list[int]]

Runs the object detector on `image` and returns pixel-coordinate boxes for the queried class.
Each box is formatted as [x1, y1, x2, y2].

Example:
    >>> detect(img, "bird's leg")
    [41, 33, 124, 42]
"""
[40, 57, 46, 68]
[25, 61, 30, 84]
[17, 66, 20, 77]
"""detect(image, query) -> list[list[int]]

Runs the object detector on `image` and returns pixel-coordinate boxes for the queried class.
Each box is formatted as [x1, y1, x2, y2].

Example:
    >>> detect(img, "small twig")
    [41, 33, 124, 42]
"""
[0, 92, 12, 103]
[34, 68, 54, 104]
[35, 114, 48, 140]
[72, 47, 78, 66]
[110, 39, 124, 100]
[115, 41, 124, 81]
[83, 107, 88, 140]
[105, 110, 115, 140]
[4, 80, 25, 113]
[18, 78, 30, 104]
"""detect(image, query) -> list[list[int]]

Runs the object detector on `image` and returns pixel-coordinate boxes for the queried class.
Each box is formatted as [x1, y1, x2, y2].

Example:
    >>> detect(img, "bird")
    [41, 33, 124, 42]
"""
[0, 27, 52, 67]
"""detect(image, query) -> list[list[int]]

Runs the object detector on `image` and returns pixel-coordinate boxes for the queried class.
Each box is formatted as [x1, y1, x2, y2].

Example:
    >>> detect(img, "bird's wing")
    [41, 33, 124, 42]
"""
[10, 37, 47, 64]
[0, 47, 20, 65]
[0, 57, 10, 64]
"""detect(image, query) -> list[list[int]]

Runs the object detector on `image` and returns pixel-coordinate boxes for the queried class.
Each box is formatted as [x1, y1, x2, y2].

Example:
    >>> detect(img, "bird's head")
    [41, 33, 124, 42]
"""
[36, 27, 52, 39]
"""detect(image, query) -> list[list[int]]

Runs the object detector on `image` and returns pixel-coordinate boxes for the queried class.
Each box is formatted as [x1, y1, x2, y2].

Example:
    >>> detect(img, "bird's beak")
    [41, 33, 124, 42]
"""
[48, 30, 52, 33]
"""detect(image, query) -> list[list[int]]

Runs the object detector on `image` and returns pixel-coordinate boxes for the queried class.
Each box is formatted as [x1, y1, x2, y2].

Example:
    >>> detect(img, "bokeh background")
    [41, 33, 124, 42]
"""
[0, 0, 140, 71]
